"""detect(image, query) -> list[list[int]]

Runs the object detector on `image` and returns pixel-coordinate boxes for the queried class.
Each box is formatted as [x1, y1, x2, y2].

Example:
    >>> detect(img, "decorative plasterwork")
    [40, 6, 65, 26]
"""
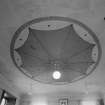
[10, 16, 101, 84]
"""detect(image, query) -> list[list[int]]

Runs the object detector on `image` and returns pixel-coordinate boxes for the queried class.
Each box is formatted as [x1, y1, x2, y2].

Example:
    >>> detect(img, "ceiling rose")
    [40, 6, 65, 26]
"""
[10, 16, 101, 85]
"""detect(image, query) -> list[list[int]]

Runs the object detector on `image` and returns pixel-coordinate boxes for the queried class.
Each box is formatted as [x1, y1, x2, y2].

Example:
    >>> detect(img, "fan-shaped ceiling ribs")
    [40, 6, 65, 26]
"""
[15, 24, 95, 81]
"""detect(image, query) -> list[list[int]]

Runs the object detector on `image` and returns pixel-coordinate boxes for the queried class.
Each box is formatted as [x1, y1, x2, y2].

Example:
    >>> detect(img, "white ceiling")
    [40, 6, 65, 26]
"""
[0, 0, 105, 97]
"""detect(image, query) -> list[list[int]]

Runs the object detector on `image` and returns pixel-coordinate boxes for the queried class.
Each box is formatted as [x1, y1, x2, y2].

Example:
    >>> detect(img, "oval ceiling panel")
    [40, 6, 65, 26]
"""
[10, 16, 101, 85]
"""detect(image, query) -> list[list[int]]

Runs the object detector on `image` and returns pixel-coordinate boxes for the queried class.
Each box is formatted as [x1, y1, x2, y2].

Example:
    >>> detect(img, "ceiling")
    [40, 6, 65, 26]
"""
[0, 0, 105, 98]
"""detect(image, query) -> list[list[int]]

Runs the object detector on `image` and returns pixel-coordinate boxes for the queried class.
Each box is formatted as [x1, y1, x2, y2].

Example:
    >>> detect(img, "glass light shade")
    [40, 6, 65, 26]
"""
[53, 71, 61, 79]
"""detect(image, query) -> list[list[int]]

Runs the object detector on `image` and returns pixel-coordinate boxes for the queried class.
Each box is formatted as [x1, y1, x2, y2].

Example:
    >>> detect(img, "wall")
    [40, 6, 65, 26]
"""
[19, 92, 84, 105]
[19, 91, 105, 105]
[0, 73, 20, 105]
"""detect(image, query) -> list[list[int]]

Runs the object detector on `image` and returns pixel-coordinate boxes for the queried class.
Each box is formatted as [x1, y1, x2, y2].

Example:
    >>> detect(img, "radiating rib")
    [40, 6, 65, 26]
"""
[68, 44, 95, 60]
[29, 28, 54, 60]
[61, 24, 94, 59]
[62, 62, 94, 75]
